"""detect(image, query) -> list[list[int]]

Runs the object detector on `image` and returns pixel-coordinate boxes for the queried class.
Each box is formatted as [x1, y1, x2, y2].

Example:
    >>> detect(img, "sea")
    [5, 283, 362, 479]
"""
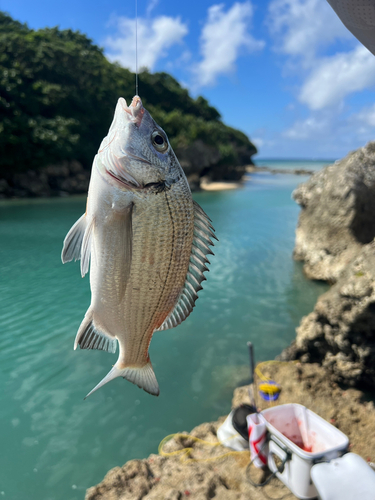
[0, 160, 332, 500]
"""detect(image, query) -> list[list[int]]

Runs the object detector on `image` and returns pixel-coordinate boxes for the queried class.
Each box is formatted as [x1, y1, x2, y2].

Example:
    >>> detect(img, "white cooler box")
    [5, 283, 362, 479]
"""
[260, 404, 349, 500]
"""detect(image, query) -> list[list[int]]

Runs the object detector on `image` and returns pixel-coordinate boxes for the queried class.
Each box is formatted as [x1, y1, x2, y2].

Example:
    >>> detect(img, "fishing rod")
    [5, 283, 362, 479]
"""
[135, 0, 139, 96]
[247, 341, 257, 411]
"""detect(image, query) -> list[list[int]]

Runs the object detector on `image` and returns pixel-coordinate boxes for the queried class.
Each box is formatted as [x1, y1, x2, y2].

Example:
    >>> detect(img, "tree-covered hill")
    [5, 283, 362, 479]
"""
[0, 12, 257, 196]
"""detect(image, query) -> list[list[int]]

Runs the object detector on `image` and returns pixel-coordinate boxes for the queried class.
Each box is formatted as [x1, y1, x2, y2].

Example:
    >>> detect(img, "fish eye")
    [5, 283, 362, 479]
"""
[152, 131, 168, 153]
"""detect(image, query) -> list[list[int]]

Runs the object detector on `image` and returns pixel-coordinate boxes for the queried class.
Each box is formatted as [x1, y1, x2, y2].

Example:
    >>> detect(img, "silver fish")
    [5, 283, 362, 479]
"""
[62, 96, 216, 398]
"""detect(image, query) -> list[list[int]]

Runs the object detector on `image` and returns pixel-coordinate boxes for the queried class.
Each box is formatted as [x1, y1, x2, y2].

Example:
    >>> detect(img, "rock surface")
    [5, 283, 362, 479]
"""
[281, 241, 375, 387]
[293, 141, 375, 282]
[0, 143, 253, 198]
[85, 362, 375, 500]
[0, 160, 90, 198]
[282, 141, 375, 388]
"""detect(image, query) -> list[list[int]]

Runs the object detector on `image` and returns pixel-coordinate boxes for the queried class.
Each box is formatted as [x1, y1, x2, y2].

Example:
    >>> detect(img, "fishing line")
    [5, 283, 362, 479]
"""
[135, 0, 139, 96]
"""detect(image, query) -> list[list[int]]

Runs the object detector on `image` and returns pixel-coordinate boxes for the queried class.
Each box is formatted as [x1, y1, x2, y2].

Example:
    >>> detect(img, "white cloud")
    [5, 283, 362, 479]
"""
[353, 104, 375, 128]
[267, 0, 375, 111]
[104, 15, 188, 71]
[299, 45, 375, 110]
[284, 115, 330, 140]
[268, 0, 352, 62]
[194, 2, 264, 87]
[279, 103, 375, 158]
[146, 0, 159, 17]
[251, 137, 265, 149]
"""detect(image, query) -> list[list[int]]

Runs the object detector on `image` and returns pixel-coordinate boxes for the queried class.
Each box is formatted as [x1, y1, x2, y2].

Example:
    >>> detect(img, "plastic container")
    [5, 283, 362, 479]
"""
[260, 404, 349, 499]
[311, 453, 375, 500]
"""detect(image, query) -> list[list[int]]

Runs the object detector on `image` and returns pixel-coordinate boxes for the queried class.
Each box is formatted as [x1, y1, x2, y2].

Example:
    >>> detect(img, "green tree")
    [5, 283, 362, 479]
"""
[0, 11, 256, 179]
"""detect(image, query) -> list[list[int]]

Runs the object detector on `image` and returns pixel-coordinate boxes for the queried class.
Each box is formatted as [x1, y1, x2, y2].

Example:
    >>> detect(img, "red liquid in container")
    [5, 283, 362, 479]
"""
[283, 434, 312, 452]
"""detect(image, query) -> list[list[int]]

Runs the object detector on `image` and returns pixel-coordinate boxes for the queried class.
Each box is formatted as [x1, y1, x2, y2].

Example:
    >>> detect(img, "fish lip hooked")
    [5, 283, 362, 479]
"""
[120, 95, 145, 127]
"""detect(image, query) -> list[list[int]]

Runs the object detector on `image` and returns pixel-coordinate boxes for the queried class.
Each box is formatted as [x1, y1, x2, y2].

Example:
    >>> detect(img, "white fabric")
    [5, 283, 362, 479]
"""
[246, 413, 268, 468]
[216, 411, 249, 451]
[327, 0, 375, 55]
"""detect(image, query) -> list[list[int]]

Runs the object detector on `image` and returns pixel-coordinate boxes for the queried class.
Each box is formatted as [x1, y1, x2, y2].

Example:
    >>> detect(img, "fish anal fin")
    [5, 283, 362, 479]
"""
[75, 309, 117, 353]
[157, 200, 215, 332]
[61, 214, 87, 264]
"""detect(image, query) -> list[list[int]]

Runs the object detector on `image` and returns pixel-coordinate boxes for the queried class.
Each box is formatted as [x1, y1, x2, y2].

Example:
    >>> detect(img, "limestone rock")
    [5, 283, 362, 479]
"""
[85, 362, 375, 500]
[175, 140, 252, 185]
[7, 160, 90, 197]
[293, 141, 375, 282]
[281, 242, 375, 387]
[2, 141, 254, 198]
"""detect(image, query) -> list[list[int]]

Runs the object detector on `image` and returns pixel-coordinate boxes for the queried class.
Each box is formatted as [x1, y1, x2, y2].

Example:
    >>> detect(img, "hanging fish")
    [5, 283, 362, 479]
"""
[62, 96, 216, 398]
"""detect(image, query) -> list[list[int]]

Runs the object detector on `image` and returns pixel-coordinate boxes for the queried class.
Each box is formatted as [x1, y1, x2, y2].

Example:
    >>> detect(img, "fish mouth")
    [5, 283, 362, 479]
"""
[98, 96, 154, 190]
[119, 95, 145, 127]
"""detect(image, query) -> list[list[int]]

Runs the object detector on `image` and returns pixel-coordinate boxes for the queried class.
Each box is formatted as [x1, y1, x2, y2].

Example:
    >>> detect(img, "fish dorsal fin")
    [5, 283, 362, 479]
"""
[61, 214, 87, 264]
[157, 200, 217, 332]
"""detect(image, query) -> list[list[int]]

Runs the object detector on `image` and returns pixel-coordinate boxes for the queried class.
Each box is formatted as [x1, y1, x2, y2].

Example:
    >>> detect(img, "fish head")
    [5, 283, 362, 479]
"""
[96, 96, 181, 191]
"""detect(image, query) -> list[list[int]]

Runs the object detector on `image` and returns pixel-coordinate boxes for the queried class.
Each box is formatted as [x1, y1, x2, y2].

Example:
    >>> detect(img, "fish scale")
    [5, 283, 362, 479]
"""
[61, 95, 216, 397]
[124, 188, 194, 364]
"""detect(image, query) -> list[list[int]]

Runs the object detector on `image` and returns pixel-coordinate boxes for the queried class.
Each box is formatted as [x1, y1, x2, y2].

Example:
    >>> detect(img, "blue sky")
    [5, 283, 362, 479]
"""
[2, 0, 375, 159]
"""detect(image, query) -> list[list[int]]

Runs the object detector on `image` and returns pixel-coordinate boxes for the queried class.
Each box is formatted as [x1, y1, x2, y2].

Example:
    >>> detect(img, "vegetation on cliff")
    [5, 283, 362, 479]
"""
[0, 11, 256, 187]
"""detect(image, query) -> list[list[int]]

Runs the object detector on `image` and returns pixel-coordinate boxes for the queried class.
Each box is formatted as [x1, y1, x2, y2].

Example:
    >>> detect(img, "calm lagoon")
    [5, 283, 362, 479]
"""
[0, 166, 328, 500]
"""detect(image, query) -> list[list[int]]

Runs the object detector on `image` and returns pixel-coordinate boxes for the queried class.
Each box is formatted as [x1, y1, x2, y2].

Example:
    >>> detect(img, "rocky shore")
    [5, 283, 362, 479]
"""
[0, 160, 91, 199]
[281, 141, 375, 389]
[0, 140, 255, 198]
[84, 141, 375, 499]
[246, 165, 315, 176]
[85, 362, 375, 500]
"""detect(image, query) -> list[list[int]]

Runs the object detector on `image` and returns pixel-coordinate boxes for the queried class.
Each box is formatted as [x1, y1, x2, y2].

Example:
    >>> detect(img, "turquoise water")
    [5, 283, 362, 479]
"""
[0, 170, 328, 500]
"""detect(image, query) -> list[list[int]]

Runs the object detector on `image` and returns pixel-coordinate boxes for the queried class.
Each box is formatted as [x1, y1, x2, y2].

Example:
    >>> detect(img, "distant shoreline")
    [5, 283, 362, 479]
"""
[246, 164, 316, 176]
[199, 162, 319, 192]
[0, 161, 322, 200]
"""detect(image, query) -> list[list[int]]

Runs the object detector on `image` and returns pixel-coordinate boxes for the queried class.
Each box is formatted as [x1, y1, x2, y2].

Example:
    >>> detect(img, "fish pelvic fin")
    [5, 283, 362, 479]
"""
[61, 214, 87, 264]
[61, 212, 95, 278]
[84, 361, 160, 399]
[75, 308, 117, 353]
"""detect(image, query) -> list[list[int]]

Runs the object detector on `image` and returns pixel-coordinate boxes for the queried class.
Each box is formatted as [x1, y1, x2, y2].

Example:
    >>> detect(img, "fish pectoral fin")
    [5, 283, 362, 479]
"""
[80, 216, 95, 278]
[84, 362, 160, 399]
[75, 309, 117, 353]
[157, 200, 216, 332]
[61, 214, 87, 264]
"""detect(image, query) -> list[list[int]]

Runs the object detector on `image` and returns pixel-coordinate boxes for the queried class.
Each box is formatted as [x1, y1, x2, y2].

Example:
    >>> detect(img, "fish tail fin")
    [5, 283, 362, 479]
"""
[84, 365, 123, 399]
[121, 362, 160, 396]
[84, 361, 160, 399]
